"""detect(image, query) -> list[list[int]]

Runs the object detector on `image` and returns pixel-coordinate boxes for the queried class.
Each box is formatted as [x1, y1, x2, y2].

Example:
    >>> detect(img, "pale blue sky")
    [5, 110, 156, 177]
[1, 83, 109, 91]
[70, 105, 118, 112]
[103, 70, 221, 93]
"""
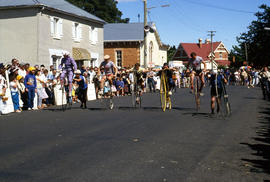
[116, 0, 270, 50]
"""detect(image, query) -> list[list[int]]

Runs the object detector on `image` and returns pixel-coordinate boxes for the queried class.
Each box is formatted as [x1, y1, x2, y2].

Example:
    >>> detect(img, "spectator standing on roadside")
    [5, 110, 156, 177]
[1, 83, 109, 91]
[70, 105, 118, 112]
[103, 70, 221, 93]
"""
[10, 77, 21, 113]
[80, 65, 87, 75]
[16, 75, 27, 110]
[36, 69, 47, 109]
[259, 66, 270, 100]
[0, 64, 8, 114]
[147, 68, 156, 93]
[73, 70, 88, 109]
[11, 58, 19, 70]
[18, 63, 27, 78]
[24, 67, 37, 110]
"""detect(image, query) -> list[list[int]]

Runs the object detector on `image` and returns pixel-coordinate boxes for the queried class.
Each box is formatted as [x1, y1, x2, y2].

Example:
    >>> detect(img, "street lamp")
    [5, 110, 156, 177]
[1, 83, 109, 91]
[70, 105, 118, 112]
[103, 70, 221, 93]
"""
[264, 27, 270, 31]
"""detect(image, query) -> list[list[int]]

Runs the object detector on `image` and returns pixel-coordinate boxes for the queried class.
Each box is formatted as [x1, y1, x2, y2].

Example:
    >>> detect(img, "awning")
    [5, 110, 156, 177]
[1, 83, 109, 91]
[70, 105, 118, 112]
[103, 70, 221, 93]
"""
[72, 47, 91, 60]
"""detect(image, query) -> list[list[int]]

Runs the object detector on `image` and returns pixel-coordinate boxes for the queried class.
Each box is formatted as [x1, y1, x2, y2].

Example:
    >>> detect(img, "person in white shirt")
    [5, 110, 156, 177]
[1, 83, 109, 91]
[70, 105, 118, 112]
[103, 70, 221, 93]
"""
[35, 70, 48, 109]
[10, 77, 21, 113]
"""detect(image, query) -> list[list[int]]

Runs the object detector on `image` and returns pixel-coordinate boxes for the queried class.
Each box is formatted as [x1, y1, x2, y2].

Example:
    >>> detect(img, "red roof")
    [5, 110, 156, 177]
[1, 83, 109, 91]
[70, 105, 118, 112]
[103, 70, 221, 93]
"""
[181, 42, 221, 61]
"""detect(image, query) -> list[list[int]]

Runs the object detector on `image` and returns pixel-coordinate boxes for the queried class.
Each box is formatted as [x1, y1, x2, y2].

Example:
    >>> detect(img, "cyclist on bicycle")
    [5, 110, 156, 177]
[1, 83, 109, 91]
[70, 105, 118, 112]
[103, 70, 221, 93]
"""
[187, 52, 206, 96]
[59, 53, 77, 100]
[127, 63, 147, 90]
[99, 55, 118, 92]
[210, 70, 227, 114]
[156, 63, 174, 96]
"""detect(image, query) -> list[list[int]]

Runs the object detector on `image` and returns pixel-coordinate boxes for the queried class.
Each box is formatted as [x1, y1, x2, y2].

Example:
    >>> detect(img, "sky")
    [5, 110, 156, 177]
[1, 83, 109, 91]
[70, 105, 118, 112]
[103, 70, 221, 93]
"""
[116, 0, 270, 50]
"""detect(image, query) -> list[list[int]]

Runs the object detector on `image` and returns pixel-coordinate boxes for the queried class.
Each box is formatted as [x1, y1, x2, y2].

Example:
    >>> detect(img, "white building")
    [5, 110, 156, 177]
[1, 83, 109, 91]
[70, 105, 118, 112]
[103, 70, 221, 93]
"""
[0, 0, 106, 68]
[104, 22, 168, 68]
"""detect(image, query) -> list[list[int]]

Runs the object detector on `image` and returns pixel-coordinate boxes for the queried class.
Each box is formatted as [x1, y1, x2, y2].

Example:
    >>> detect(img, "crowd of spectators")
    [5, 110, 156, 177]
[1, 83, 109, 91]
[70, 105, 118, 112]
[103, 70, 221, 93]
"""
[0, 58, 268, 115]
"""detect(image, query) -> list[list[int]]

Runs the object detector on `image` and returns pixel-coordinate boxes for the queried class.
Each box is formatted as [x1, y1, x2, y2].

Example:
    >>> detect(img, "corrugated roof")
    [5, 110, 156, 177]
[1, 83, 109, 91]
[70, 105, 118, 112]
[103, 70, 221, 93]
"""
[104, 23, 144, 42]
[0, 0, 105, 24]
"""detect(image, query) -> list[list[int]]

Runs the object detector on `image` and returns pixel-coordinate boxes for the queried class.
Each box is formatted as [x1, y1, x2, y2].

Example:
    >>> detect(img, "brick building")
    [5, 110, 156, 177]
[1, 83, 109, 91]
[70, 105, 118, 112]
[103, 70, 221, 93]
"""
[104, 22, 168, 68]
[173, 39, 230, 68]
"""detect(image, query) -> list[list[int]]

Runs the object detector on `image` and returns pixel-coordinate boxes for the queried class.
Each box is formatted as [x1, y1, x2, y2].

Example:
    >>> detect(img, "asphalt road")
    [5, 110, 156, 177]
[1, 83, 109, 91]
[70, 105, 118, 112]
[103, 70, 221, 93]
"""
[0, 86, 270, 182]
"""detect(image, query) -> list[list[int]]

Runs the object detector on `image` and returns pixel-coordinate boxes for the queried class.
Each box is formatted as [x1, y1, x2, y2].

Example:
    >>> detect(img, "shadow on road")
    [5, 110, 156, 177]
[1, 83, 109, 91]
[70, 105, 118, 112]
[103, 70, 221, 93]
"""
[244, 96, 258, 100]
[117, 106, 194, 112]
[240, 106, 270, 175]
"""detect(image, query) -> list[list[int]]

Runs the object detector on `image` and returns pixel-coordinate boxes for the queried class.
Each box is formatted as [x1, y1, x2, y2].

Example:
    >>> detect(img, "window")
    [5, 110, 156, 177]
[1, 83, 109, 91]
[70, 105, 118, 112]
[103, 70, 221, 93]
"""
[72, 22, 82, 42]
[50, 17, 63, 39]
[116, 50, 122, 68]
[219, 52, 223, 58]
[51, 55, 61, 69]
[89, 26, 98, 44]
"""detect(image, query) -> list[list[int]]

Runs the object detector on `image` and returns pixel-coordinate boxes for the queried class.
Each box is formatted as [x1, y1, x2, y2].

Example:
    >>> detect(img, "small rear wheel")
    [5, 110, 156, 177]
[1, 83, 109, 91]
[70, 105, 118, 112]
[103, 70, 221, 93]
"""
[62, 86, 67, 111]
[194, 77, 200, 111]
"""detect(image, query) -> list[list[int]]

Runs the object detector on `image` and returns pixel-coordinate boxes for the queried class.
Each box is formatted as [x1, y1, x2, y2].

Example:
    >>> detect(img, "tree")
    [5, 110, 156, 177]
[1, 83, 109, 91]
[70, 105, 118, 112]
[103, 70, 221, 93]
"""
[167, 45, 177, 62]
[234, 4, 270, 67]
[67, 0, 129, 23]
[229, 45, 246, 68]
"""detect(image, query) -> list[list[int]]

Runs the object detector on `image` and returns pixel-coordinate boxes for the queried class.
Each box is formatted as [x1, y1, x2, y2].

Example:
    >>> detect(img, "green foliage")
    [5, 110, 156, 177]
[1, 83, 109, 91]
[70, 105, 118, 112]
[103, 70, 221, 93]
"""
[234, 4, 270, 68]
[66, 0, 129, 23]
[167, 45, 177, 62]
[229, 45, 246, 68]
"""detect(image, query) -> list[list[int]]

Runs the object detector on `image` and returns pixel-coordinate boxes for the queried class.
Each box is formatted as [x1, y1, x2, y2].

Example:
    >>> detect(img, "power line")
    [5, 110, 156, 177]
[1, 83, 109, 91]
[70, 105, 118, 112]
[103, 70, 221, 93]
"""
[154, 0, 205, 33]
[181, 0, 255, 14]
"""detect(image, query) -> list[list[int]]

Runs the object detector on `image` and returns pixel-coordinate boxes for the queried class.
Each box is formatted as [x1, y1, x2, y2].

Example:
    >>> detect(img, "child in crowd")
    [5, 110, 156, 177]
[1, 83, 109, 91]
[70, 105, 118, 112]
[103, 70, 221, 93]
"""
[10, 77, 21, 113]
[115, 77, 124, 96]
[16, 75, 28, 110]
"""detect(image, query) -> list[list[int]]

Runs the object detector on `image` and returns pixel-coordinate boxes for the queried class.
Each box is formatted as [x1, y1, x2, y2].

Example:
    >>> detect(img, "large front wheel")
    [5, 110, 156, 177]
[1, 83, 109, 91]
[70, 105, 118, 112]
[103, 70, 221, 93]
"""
[160, 75, 167, 112]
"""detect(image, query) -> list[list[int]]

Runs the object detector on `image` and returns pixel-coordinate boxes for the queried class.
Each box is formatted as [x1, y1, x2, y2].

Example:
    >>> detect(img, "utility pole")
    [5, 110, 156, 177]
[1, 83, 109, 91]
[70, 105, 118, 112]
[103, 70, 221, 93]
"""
[245, 43, 248, 65]
[208, 31, 216, 71]
[143, 0, 148, 68]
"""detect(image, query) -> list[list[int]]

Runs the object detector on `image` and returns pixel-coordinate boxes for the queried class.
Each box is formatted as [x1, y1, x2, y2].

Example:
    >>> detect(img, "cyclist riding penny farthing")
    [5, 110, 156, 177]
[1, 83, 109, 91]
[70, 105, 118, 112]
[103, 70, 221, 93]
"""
[59, 53, 77, 110]
[99, 55, 118, 109]
[187, 52, 206, 110]
[127, 63, 146, 108]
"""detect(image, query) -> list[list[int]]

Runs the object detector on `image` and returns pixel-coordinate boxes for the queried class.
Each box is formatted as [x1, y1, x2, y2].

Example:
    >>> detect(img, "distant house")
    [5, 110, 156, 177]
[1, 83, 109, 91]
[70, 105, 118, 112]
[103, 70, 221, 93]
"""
[104, 22, 168, 68]
[173, 39, 230, 69]
[0, 0, 106, 68]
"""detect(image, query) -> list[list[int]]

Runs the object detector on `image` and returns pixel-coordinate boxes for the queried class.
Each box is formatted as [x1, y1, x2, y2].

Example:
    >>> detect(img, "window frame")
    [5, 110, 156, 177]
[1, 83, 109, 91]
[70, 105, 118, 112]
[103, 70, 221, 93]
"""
[116, 50, 123, 68]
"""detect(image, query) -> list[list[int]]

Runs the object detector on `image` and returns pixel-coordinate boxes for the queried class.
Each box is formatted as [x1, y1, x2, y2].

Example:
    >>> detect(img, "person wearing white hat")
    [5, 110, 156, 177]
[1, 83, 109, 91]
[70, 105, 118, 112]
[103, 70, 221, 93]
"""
[99, 55, 118, 90]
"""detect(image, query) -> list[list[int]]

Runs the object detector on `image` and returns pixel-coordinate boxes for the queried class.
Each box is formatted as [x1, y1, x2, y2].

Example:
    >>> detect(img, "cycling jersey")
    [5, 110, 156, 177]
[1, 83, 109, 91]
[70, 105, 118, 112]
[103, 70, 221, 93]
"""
[59, 56, 77, 71]
[100, 61, 115, 75]
[210, 73, 225, 97]
[189, 56, 203, 71]
[59, 56, 77, 84]
[128, 67, 145, 83]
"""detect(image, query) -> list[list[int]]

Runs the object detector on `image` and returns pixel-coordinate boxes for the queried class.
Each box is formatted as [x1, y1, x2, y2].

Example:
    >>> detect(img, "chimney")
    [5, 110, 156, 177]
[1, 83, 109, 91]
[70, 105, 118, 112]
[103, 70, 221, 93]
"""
[198, 38, 202, 48]
[205, 38, 210, 44]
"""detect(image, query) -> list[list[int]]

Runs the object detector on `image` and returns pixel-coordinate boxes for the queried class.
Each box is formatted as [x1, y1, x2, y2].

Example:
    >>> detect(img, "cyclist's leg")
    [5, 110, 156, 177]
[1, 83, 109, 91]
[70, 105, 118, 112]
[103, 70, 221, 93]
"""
[190, 71, 195, 90]
[168, 78, 174, 95]
[60, 70, 67, 88]
[210, 87, 216, 114]
[67, 70, 74, 97]
[137, 79, 144, 97]
[100, 76, 106, 90]
[199, 72, 205, 92]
